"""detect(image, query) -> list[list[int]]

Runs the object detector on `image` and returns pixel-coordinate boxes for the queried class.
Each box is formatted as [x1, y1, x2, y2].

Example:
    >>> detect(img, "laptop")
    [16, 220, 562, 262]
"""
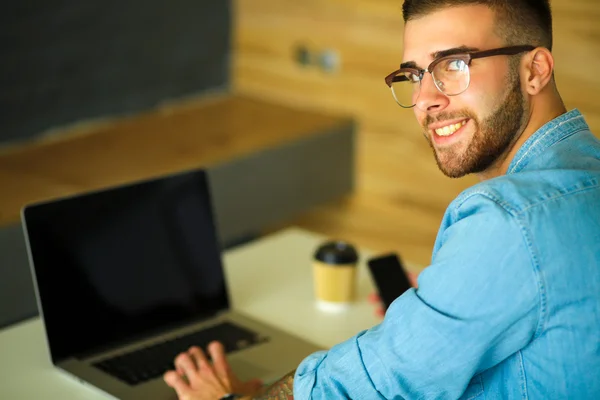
[21, 168, 323, 399]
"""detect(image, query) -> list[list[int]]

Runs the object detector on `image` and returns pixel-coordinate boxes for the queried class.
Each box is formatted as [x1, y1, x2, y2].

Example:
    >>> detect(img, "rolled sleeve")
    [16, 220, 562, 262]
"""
[294, 334, 387, 399]
[294, 194, 542, 399]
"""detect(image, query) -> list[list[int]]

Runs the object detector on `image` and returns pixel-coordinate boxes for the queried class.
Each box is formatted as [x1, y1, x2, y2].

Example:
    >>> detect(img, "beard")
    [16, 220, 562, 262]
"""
[423, 75, 527, 178]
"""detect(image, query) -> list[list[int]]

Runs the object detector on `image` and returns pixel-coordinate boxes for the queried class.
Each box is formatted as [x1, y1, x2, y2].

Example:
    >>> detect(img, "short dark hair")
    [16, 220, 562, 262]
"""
[402, 0, 553, 51]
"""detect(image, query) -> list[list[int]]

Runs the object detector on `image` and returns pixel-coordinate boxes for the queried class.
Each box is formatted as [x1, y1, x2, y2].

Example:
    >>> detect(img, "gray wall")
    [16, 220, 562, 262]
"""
[1, 0, 231, 144]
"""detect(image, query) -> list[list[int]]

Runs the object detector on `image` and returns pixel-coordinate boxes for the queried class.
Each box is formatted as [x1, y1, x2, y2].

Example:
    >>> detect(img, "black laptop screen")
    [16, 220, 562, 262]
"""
[23, 169, 231, 363]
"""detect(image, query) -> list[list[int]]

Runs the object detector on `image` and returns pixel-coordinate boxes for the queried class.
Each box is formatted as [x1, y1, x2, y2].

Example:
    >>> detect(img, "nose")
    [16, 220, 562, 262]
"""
[414, 73, 449, 113]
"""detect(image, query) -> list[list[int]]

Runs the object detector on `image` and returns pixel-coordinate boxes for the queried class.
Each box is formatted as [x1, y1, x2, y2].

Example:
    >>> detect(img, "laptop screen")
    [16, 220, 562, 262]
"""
[23, 169, 230, 363]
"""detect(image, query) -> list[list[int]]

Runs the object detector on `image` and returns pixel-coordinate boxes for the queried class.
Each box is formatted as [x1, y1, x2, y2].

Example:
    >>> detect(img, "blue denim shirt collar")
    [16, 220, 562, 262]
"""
[507, 109, 589, 174]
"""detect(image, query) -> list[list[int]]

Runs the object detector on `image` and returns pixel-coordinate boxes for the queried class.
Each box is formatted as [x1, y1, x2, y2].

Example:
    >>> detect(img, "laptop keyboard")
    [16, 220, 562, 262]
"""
[92, 321, 268, 385]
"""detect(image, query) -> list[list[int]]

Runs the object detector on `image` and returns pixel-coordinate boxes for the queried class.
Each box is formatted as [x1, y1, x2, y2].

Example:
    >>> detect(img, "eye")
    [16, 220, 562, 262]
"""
[395, 71, 421, 84]
[407, 72, 421, 83]
[445, 59, 467, 72]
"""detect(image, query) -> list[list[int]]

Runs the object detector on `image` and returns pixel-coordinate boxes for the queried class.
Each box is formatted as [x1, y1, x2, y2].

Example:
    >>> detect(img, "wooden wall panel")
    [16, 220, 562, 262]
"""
[232, 0, 412, 134]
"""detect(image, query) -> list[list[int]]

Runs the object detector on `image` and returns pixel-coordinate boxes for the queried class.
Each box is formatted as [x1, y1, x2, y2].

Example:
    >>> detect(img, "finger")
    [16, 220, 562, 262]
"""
[175, 362, 185, 377]
[367, 292, 381, 303]
[375, 304, 385, 319]
[408, 271, 419, 288]
[188, 345, 210, 368]
[175, 352, 198, 378]
[193, 355, 229, 395]
[164, 370, 190, 399]
[207, 341, 233, 381]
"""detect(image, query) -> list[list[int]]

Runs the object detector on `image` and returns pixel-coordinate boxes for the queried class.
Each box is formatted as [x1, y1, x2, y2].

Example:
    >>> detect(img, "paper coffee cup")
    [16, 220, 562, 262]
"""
[313, 240, 359, 312]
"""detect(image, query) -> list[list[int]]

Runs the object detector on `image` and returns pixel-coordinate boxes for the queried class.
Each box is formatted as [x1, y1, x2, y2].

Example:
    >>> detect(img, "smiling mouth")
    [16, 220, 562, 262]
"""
[434, 119, 468, 136]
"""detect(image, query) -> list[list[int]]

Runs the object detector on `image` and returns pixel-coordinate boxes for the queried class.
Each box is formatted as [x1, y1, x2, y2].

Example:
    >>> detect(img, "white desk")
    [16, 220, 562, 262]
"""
[0, 227, 418, 399]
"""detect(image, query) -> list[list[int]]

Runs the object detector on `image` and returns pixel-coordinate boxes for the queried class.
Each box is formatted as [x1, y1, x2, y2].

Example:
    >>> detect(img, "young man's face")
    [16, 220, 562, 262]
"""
[402, 5, 528, 178]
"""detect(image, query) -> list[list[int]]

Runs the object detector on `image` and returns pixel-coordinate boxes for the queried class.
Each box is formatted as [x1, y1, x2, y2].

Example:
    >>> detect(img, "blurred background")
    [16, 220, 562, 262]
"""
[1, 0, 599, 327]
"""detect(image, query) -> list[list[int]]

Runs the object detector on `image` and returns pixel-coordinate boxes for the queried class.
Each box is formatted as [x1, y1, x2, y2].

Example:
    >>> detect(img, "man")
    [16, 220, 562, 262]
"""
[163, 0, 600, 398]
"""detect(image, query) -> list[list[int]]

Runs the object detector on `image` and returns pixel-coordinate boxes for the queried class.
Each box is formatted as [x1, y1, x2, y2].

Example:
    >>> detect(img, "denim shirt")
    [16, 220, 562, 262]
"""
[293, 109, 600, 399]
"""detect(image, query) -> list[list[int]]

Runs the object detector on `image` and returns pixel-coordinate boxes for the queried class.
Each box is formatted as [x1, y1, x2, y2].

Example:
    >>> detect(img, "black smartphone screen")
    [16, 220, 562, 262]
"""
[367, 253, 413, 311]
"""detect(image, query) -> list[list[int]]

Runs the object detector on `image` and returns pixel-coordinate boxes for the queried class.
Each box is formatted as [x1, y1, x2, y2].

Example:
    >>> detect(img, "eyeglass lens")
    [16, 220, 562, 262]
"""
[391, 58, 470, 108]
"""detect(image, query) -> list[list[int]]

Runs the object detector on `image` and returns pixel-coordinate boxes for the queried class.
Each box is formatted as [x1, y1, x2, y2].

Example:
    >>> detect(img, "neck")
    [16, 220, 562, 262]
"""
[476, 88, 567, 181]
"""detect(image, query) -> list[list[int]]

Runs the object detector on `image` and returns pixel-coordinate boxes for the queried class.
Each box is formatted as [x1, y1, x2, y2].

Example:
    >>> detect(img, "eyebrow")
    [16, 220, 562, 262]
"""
[400, 46, 481, 69]
[433, 46, 480, 59]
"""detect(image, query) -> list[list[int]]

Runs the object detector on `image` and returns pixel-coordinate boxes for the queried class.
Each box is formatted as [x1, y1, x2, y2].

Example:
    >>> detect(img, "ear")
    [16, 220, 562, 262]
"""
[523, 47, 554, 95]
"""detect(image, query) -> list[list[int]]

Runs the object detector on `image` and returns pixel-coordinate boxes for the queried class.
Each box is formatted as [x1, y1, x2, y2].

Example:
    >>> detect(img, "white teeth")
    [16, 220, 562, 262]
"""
[435, 120, 467, 136]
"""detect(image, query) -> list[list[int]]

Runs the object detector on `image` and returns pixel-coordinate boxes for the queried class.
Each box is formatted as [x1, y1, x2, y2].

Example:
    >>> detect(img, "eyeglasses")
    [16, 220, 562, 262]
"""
[384, 45, 536, 108]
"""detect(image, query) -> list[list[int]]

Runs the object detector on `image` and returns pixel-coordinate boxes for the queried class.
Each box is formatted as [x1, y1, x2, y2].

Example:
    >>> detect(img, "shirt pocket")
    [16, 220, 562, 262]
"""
[459, 374, 484, 400]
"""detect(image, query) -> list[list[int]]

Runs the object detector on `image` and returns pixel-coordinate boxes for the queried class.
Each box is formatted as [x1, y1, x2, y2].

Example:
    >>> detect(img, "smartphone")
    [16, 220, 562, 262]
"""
[367, 253, 413, 311]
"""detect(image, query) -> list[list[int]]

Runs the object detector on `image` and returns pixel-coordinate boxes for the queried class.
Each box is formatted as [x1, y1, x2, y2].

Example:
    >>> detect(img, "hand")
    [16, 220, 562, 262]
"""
[163, 341, 263, 400]
[368, 270, 420, 318]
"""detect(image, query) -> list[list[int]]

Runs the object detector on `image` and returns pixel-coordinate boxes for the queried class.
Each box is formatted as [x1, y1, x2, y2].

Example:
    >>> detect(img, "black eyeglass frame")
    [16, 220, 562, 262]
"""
[384, 45, 537, 108]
